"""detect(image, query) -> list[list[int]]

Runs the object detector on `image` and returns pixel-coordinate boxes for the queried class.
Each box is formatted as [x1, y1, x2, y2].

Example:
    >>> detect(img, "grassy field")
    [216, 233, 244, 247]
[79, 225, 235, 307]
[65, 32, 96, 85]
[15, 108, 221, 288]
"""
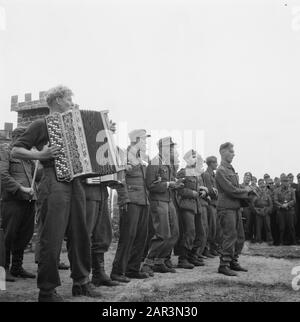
[1, 242, 300, 302]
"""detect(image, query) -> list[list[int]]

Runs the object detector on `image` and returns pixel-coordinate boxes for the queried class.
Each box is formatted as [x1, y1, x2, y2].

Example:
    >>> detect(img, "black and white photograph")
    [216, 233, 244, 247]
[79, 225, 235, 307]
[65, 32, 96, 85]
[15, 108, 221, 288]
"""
[0, 0, 300, 309]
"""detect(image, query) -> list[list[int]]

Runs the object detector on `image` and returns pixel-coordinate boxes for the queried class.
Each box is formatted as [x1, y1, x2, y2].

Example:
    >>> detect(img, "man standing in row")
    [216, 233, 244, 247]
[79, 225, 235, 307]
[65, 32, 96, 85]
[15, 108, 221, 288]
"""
[111, 129, 151, 282]
[0, 128, 38, 282]
[143, 137, 182, 273]
[274, 174, 296, 246]
[252, 179, 273, 244]
[241, 172, 255, 242]
[216, 142, 253, 276]
[202, 156, 220, 256]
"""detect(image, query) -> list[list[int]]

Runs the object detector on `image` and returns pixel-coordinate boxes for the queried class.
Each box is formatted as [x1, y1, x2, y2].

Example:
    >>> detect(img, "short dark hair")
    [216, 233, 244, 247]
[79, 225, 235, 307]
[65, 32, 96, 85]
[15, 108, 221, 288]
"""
[258, 179, 264, 184]
[219, 142, 234, 153]
[206, 156, 217, 165]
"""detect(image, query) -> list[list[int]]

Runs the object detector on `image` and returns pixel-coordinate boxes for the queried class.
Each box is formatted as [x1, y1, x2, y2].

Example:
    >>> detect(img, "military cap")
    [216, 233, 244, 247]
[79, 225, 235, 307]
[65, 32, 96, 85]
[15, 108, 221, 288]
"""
[206, 156, 217, 165]
[280, 174, 289, 182]
[157, 136, 177, 147]
[287, 173, 294, 178]
[128, 129, 151, 143]
[263, 173, 270, 179]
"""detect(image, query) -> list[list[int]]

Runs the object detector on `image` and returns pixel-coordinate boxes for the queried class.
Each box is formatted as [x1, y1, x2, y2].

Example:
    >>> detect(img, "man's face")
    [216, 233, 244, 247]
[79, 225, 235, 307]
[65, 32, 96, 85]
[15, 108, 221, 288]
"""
[297, 176, 300, 184]
[252, 178, 257, 185]
[258, 180, 265, 189]
[137, 137, 147, 153]
[56, 94, 74, 113]
[162, 145, 179, 165]
[210, 161, 218, 171]
[244, 175, 251, 185]
[274, 178, 280, 186]
[186, 154, 197, 167]
[281, 178, 289, 187]
[222, 147, 235, 163]
[288, 175, 294, 184]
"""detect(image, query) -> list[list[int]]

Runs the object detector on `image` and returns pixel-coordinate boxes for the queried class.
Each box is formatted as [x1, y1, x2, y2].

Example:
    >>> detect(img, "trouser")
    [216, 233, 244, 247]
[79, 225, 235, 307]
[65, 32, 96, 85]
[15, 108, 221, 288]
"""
[37, 167, 91, 293]
[270, 209, 279, 244]
[243, 207, 255, 241]
[174, 210, 196, 258]
[142, 213, 154, 262]
[192, 206, 209, 256]
[1, 200, 35, 270]
[277, 209, 296, 245]
[218, 209, 245, 267]
[256, 214, 273, 242]
[146, 200, 179, 265]
[86, 195, 112, 256]
[112, 203, 149, 274]
[208, 205, 220, 251]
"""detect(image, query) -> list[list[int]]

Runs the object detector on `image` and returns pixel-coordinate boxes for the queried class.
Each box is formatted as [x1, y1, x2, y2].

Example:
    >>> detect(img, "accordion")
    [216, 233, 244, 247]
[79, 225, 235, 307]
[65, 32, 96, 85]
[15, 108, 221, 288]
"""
[46, 108, 125, 182]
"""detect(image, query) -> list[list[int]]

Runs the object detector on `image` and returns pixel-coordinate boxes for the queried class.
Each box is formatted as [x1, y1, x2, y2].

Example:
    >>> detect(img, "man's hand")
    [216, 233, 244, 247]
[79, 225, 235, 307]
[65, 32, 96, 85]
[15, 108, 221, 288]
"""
[213, 187, 218, 196]
[169, 181, 184, 189]
[20, 186, 34, 198]
[38, 144, 60, 160]
[199, 186, 209, 194]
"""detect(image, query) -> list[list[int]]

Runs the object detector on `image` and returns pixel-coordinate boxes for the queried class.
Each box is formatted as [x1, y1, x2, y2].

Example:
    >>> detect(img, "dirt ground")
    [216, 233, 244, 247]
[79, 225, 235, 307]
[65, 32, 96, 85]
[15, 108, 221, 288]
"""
[1, 242, 300, 302]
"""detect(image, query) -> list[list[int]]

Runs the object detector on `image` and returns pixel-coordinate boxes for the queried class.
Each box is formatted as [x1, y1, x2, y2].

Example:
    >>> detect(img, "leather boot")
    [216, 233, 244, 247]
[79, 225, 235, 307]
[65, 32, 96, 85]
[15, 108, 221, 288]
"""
[177, 257, 195, 269]
[11, 253, 35, 279]
[92, 253, 119, 287]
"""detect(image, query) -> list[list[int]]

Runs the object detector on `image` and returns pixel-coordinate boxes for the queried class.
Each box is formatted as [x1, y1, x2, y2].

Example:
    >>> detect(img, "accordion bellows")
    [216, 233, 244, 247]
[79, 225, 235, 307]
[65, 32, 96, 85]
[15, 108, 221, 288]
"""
[46, 108, 124, 182]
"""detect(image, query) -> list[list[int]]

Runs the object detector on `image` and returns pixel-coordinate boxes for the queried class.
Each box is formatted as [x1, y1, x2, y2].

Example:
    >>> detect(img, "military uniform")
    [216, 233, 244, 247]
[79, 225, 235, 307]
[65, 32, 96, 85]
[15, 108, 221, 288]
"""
[216, 161, 249, 269]
[111, 148, 150, 278]
[241, 183, 256, 242]
[202, 168, 220, 253]
[274, 185, 296, 245]
[83, 182, 115, 286]
[174, 167, 208, 263]
[0, 143, 40, 277]
[252, 188, 273, 243]
[144, 155, 179, 267]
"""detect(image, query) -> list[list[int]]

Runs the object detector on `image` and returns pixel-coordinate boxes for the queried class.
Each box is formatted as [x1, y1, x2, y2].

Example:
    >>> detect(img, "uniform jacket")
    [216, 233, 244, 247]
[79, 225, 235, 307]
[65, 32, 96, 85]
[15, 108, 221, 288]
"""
[146, 155, 177, 203]
[116, 146, 149, 206]
[0, 144, 39, 201]
[252, 188, 273, 216]
[274, 185, 296, 209]
[202, 168, 218, 206]
[176, 167, 208, 214]
[215, 161, 249, 210]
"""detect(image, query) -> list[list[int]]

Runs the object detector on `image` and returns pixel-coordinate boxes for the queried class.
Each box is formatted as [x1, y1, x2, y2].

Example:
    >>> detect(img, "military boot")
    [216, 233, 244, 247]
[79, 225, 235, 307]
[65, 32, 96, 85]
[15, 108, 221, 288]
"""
[177, 257, 195, 269]
[92, 253, 119, 287]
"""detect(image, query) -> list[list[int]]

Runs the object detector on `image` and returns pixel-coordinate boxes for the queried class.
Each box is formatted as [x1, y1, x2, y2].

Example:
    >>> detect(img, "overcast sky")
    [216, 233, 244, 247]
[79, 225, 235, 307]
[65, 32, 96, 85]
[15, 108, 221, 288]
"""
[0, 0, 300, 179]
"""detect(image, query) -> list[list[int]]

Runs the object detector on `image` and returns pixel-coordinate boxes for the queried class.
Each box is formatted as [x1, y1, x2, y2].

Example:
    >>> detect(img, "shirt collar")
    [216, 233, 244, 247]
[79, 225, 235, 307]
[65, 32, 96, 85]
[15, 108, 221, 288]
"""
[221, 160, 234, 170]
